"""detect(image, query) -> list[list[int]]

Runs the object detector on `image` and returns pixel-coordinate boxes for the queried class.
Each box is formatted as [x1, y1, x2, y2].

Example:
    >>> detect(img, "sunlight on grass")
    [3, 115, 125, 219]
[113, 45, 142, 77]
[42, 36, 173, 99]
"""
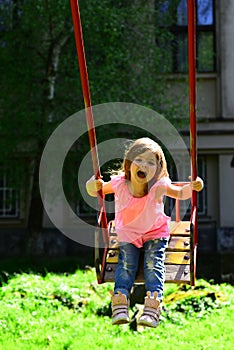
[0, 269, 233, 349]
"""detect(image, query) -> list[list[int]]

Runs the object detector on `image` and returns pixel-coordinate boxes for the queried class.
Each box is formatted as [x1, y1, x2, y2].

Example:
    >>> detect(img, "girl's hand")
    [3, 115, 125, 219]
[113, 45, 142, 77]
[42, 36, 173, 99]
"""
[86, 176, 104, 197]
[190, 176, 204, 192]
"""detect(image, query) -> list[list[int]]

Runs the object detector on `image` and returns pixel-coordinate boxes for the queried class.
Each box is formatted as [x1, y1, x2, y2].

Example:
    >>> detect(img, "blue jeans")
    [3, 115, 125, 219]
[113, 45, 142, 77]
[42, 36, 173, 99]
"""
[114, 238, 168, 301]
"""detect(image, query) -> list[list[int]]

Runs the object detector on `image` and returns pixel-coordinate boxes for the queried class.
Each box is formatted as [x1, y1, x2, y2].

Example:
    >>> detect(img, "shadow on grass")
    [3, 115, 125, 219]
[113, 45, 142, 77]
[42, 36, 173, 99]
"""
[0, 255, 94, 284]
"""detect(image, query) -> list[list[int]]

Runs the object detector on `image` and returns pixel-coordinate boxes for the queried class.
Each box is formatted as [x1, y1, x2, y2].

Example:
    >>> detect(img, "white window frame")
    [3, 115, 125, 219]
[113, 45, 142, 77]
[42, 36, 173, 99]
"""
[0, 174, 19, 218]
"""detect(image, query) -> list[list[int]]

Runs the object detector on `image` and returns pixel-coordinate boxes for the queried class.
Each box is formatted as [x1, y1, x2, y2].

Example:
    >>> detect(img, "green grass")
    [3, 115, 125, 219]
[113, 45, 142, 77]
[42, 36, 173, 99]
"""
[0, 269, 233, 350]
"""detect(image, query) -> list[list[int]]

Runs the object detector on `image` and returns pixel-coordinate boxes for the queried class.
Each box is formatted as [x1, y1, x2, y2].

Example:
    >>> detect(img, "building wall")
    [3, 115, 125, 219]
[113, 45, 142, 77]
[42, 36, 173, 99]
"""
[206, 155, 219, 224]
[220, 0, 234, 118]
[219, 155, 234, 226]
[197, 76, 218, 119]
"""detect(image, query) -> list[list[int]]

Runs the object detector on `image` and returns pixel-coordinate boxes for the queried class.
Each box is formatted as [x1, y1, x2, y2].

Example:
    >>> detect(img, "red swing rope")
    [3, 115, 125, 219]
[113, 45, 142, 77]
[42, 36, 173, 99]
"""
[188, 0, 198, 286]
[70, 0, 108, 244]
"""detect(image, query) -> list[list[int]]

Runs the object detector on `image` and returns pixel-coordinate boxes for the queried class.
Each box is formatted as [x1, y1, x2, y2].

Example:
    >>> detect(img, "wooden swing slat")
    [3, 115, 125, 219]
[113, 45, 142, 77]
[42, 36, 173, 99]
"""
[104, 262, 191, 284]
[106, 250, 190, 265]
[166, 236, 190, 251]
[106, 252, 118, 264]
[169, 221, 190, 235]
[165, 265, 190, 283]
[104, 264, 190, 284]
[165, 251, 190, 265]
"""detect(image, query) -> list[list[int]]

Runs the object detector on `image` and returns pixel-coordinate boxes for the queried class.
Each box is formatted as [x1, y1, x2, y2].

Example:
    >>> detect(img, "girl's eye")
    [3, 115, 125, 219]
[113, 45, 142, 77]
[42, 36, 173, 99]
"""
[135, 158, 142, 163]
[148, 162, 155, 166]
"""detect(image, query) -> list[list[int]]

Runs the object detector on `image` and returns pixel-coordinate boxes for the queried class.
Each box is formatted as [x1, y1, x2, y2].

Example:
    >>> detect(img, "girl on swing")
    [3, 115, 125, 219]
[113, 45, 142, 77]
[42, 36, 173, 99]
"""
[86, 137, 203, 328]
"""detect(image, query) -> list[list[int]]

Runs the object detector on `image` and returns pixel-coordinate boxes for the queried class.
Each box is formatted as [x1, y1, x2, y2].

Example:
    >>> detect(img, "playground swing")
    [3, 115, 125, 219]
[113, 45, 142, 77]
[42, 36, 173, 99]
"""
[70, 0, 198, 286]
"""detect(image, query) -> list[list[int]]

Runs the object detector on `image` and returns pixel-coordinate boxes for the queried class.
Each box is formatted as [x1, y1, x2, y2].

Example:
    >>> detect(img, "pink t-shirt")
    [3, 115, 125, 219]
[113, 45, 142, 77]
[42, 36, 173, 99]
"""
[111, 175, 171, 248]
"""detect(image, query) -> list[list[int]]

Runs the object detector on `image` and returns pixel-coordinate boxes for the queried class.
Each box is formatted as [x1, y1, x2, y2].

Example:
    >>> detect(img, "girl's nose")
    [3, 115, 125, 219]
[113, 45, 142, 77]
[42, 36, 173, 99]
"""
[140, 161, 147, 168]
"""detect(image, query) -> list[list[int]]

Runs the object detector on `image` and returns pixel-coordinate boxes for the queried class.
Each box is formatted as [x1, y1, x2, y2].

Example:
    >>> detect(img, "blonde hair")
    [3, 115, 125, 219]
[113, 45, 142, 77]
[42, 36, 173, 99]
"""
[121, 137, 169, 193]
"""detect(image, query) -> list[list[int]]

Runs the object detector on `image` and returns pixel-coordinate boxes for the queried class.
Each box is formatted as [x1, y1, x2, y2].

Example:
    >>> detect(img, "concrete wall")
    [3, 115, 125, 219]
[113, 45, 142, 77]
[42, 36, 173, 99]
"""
[219, 155, 234, 226]
[220, 0, 234, 118]
[197, 76, 218, 119]
[206, 155, 219, 224]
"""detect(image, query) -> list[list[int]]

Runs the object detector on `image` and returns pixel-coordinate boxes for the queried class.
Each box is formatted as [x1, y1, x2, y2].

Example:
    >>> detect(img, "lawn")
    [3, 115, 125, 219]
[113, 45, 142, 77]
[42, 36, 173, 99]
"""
[0, 269, 233, 349]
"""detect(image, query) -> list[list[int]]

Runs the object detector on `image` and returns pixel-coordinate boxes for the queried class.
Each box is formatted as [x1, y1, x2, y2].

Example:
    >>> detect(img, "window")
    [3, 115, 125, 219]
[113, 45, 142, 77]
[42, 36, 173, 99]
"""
[0, 171, 19, 218]
[156, 0, 215, 73]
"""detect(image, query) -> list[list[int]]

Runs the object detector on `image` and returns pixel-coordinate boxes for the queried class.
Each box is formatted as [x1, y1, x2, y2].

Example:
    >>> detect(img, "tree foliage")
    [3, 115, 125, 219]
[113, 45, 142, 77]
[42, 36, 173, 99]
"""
[0, 0, 186, 232]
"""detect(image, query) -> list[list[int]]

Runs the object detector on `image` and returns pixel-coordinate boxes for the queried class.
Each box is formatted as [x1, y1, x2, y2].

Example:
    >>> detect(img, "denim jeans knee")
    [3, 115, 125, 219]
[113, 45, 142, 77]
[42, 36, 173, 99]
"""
[143, 238, 169, 301]
[114, 242, 141, 298]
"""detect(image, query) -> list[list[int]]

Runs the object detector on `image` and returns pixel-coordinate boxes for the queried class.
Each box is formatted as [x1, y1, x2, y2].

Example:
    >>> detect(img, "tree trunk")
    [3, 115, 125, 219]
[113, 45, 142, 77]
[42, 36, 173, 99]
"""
[25, 27, 71, 256]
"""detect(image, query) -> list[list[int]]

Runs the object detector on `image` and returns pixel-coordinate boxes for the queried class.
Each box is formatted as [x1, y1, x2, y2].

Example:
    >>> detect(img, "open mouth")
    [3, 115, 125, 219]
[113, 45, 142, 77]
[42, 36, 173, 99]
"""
[137, 170, 147, 179]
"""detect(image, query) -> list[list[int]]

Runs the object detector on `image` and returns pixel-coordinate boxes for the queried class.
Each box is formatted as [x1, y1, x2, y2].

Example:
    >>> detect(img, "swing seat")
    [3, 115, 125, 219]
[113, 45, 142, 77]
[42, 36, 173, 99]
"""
[98, 220, 191, 284]
[95, 194, 197, 286]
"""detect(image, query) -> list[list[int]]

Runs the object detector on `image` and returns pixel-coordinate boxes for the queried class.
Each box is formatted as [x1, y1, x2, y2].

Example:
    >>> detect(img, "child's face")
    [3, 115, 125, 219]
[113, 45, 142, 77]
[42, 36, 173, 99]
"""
[130, 150, 157, 184]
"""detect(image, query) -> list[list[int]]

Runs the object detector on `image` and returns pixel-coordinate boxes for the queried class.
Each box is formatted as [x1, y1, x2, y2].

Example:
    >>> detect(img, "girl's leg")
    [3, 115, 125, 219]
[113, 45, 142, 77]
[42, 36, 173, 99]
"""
[143, 238, 169, 301]
[114, 242, 141, 298]
[138, 238, 168, 328]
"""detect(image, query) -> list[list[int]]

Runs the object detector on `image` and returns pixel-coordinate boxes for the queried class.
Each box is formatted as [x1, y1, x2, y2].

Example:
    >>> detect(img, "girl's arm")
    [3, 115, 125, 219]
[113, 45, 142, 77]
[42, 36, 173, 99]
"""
[86, 176, 114, 197]
[155, 177, 204, 201]
[166, 177, 204, 200]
